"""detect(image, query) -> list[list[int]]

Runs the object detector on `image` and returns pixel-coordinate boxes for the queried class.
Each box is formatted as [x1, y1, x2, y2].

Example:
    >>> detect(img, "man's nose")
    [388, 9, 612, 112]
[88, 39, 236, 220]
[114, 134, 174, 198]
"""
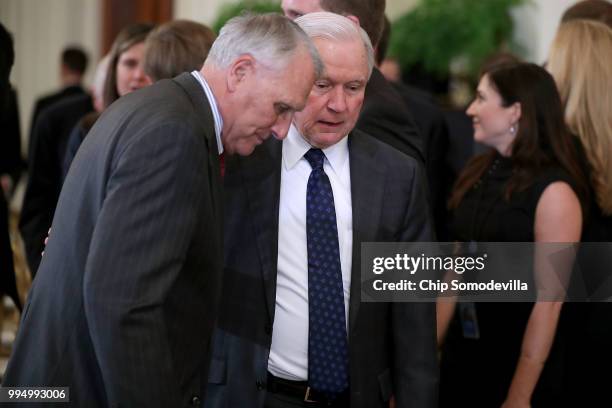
[327, 87, 347, 113]
[270, 113, 293, 140]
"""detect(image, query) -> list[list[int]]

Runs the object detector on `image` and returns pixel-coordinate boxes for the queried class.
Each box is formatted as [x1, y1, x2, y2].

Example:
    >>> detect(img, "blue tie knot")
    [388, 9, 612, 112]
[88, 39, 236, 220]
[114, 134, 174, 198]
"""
[304, 148, 325, 171]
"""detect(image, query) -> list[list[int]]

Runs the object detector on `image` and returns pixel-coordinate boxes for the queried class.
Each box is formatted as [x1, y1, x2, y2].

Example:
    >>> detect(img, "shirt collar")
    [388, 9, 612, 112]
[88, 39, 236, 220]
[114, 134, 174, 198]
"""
[283, 124, 349, 176]
[191, 70, 224, 155]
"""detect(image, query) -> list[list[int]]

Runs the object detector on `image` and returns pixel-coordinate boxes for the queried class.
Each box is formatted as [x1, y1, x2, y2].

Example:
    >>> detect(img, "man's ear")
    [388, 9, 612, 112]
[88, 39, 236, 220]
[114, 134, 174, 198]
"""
[345, 14, 360, 27]
[227, 55, 255, 92]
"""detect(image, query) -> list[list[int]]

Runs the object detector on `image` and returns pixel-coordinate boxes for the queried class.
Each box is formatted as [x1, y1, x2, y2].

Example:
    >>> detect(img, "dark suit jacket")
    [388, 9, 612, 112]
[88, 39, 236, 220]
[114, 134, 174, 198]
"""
[19, 93, 93, 275]
[358, 67, 424, 164]
[28, 84, 87, 160]
[5, 73, 223, 407]
[0, 88, 24, 180]
[205, 130, 439, 408]
[392, 81, 452, 240]
[0, 87, 22, 310]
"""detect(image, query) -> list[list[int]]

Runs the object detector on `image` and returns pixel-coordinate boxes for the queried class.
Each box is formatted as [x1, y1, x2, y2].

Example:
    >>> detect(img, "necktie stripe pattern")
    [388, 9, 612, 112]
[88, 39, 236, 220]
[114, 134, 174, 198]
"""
[304, 148, 349, 398]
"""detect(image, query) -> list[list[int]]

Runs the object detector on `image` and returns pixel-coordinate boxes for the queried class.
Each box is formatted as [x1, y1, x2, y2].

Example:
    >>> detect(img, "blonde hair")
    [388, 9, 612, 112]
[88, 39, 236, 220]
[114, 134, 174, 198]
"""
[548, 20, 612, 215]
[144, 20, 216, 82]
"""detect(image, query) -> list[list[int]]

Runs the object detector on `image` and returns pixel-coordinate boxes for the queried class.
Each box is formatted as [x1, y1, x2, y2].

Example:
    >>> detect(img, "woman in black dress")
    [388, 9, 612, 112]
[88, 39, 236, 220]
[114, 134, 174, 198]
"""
[547, 20, 612, 407]
[438, 63, 588, 407]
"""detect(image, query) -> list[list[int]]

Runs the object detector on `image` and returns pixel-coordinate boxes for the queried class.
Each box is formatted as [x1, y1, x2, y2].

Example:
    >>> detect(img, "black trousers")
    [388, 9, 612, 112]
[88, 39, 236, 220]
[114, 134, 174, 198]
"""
[265, 391, 349, 408]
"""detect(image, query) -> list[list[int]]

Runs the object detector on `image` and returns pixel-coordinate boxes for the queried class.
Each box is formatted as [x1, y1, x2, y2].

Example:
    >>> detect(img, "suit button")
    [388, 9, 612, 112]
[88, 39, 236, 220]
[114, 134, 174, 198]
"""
[256, 380, 266, 390]
[264, 324, 272, 335]
[190, 395, 201, 406]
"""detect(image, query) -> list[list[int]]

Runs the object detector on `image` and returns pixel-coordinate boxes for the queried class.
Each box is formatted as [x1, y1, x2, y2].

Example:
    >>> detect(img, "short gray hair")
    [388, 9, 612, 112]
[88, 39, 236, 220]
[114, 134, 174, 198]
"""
[294, 11, 374, 79]
[206, 13, 322, 77]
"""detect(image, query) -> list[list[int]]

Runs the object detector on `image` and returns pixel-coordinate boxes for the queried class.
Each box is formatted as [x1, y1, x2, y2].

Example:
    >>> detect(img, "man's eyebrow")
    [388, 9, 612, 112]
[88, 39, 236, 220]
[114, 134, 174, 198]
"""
[283, 100, 306, 112]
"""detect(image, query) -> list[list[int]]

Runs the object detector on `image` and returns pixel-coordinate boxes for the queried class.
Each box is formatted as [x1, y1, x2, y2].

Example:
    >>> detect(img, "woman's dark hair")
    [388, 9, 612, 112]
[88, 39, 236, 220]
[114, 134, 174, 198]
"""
[102, 23, 155, 108]
[449, 62, 588, 210]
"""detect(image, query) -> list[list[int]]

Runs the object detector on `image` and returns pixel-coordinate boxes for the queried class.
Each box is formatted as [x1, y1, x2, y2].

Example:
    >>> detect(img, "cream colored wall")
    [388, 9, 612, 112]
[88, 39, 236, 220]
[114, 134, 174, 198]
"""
[174, 0, 227, 25]
[511, 0, 578, 64]
[172, 0, 419, 24]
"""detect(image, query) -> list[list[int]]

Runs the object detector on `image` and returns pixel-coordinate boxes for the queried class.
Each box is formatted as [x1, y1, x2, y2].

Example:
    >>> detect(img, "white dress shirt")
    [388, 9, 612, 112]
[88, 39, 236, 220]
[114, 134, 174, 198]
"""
[191, 70, 223, 155]
[267, 124, 353, 381]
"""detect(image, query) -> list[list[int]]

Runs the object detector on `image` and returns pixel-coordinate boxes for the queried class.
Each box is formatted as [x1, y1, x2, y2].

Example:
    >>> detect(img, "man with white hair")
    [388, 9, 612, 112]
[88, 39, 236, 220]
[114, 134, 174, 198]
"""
[281, 0, 425, 164]
[205, 12, 437, 408]
[4, 13, 321, 407]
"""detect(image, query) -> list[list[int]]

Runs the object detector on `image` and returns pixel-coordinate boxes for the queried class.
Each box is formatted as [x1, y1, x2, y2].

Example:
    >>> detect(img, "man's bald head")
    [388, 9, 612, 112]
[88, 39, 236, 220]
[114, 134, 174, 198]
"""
[281, 0, 324, 20]
[281, 0, 386, 47]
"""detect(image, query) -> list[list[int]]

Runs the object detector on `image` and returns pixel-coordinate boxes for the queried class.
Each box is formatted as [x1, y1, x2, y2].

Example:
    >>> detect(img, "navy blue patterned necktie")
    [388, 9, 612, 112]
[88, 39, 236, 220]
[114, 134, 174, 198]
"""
[304, 148, 349, 398]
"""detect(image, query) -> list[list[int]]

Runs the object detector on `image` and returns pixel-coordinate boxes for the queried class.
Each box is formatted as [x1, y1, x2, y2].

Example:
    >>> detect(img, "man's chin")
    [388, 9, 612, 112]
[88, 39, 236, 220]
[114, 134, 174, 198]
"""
[234, 143, 258, 157]
[308, 130, 345, 148]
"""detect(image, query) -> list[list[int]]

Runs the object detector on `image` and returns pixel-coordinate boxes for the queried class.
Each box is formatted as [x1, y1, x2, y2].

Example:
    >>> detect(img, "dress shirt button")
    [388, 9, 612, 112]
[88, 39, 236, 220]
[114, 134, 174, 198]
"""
[190, 395, 201, 406]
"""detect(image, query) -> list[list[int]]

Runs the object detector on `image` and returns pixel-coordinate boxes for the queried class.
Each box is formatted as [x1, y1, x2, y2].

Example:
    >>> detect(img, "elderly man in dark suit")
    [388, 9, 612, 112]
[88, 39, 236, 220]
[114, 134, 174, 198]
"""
[282, 0, 424, 164]
[4, 14, 321, 407]
[205, 12, 438, 408]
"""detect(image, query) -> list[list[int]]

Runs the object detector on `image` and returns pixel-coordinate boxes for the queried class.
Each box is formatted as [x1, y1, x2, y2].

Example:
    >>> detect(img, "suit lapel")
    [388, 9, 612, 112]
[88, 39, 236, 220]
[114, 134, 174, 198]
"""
[239, 139, 283, 322]
[348, 131, 385, 333]
[173, 73, 222, 228]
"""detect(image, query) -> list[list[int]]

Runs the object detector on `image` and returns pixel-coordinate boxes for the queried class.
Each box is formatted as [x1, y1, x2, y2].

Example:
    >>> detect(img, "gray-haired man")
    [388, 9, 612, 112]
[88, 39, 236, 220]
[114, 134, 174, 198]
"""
[205, 11, 437, 408]
[4, 13, 321, 407]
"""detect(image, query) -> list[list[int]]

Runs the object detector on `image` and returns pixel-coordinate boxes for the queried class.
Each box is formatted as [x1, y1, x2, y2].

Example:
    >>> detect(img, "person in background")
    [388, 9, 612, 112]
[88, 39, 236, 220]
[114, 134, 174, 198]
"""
[547, 19, 612, 407]
[63, 20, 216, 180]
[0, 21, 25, 196]
[438, 62, 587, 407]
[61, 55, 109, 181]
[19, 23, 153, 277]
[561, 0, 612, 27]
[379, 56, 401, 83]
[143, 19, 216, 82]
[4, 13, 321, 406]
[0, 22, 22, 312]
[28, 46, 89, 161]
[376, 14, 451, 240]
[102, 23, 154, 108]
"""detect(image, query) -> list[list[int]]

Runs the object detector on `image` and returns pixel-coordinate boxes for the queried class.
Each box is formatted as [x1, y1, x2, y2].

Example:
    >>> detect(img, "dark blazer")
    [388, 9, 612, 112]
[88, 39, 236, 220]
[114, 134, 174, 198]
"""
[205, 130, 439, 408]
[28, 84, 87, 160]
[0, 88, 24, 180]
[19, 93, 93, 275]
[62, 111, 101, 182]
[358, 67, 425, 164]
[0, 87, 23, 310]
[392, 81, 452, 240]
[4, 73, 223, 407]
